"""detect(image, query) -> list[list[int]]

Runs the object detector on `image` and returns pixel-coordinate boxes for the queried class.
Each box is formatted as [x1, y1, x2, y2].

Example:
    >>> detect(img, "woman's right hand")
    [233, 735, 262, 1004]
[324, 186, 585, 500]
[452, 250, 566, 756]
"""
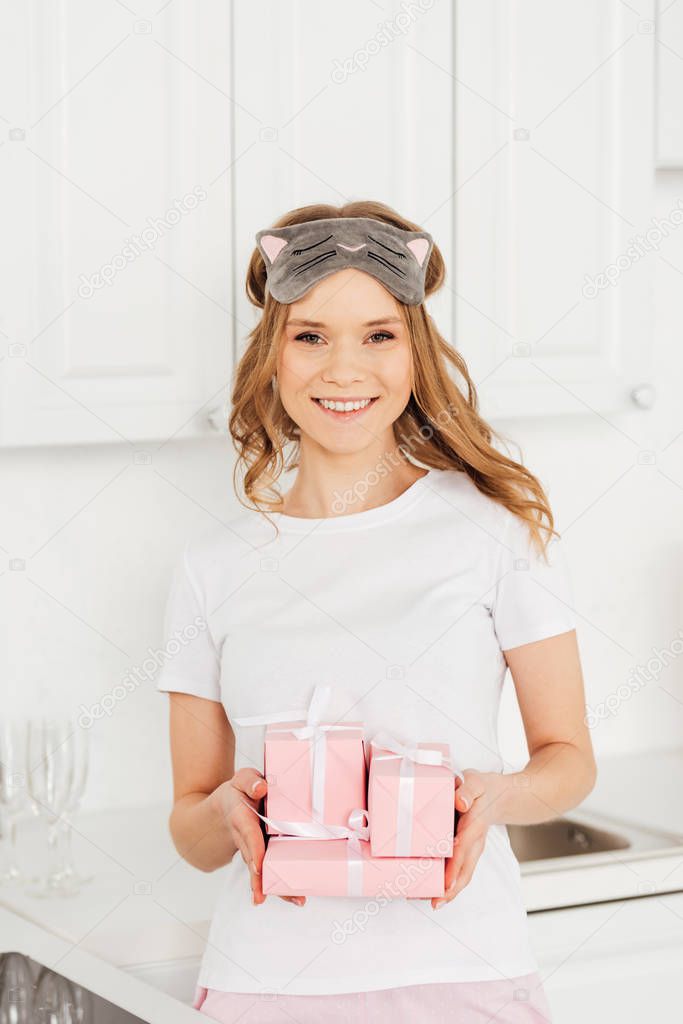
[212, 767, 306, 908]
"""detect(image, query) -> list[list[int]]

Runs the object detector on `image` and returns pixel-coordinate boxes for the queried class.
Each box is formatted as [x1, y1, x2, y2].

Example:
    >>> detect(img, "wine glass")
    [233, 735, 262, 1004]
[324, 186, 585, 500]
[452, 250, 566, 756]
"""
[34, 967, 77, 1024]
[0, 719, 30, 884]
[56, 727, 92, 887]
[0, 952, 35, 1024]
[25, 719, 78, 898]
[69, 981, 93, 1024]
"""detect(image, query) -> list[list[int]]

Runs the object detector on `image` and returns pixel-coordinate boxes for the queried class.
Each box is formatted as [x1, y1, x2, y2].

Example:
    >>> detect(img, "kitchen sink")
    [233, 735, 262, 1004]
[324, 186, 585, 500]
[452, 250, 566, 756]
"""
[506, 808, 683, 867]
[507, 817, 630, 862]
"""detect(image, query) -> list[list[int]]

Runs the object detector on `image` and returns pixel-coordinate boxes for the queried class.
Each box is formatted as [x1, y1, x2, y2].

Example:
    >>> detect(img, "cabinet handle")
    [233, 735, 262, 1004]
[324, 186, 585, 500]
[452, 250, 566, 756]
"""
[630, 384, 656, 410]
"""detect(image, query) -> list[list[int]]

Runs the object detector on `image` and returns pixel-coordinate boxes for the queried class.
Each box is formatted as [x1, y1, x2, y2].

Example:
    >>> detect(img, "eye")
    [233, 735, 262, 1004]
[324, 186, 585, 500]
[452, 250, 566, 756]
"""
[294, 332, 323, 345]
[368, 331, 394, 343]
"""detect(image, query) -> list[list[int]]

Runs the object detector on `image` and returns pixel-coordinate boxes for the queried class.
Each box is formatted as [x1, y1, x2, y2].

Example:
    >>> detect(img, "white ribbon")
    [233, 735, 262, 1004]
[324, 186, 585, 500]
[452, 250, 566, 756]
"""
[241, 799, 369, 896]
[234, 685, 360, 823]
[370, 731, 463, 857]
[370, 730, 453, 769]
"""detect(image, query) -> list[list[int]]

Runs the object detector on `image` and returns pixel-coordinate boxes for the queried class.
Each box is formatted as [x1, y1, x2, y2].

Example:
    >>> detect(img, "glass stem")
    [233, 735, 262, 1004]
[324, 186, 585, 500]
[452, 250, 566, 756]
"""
[47, 822, 61, 882]
[60, 819, 73, 876]
[9, 818, 19, 876]
[0, 806, 7, 874]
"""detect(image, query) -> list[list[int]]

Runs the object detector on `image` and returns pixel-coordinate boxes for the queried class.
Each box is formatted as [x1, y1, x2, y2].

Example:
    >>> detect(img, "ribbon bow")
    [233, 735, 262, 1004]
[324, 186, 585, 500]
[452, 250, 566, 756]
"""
[242, 799, 370, 896]
[370, 730, 452, 769]
[233, 685, 360, 823]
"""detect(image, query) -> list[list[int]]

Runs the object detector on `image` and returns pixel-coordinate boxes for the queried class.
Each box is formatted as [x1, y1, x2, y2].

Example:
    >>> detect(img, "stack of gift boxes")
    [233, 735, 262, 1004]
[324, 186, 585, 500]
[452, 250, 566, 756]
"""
[239, 688, 457, 899]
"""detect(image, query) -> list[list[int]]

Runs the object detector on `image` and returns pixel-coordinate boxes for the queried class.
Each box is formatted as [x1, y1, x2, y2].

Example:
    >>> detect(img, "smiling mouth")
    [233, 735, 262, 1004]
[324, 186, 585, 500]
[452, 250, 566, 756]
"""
[311, 396, 379, 418]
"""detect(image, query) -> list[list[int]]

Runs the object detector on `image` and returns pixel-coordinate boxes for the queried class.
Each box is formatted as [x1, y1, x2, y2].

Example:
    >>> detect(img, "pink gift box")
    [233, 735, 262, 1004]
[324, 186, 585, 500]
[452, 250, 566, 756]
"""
[368, 741, 455, 858]
[264, 721, 366, 834]
[262, 837, 445, 898]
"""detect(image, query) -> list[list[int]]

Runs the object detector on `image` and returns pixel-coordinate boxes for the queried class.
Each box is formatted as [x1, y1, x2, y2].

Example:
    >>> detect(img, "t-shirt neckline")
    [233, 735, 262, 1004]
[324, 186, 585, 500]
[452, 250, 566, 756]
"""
[271, 466, 436, 533]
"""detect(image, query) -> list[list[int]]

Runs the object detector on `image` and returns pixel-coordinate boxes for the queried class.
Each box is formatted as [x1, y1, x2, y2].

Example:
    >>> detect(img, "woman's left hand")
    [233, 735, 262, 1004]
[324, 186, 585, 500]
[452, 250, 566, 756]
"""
[431, 769, 506, 910]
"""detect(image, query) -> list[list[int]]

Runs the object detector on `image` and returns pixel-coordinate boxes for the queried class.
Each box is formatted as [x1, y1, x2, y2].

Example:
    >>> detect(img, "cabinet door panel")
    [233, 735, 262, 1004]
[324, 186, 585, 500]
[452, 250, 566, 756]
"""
[0, 1, 233, 446]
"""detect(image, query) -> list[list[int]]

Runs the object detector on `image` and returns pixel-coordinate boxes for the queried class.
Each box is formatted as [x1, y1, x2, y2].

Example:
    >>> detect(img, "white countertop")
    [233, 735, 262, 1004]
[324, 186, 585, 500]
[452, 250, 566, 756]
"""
[0, 801, 217, 967]
[0, 906, 203, 1023]
[2, 745, 683, 970]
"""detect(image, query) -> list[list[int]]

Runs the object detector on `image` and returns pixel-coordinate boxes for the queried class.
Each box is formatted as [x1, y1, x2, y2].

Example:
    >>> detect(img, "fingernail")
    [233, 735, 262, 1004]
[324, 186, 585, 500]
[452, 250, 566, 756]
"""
[433, 899, 445, 910]
[460, 796, 469, 810]
[251, 860, 260, 875]
[251, 779, 262, 794]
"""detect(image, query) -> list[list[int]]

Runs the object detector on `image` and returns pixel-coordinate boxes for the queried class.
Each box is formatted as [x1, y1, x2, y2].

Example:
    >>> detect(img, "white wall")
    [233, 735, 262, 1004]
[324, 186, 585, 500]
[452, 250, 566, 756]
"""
[2, 0, 683, 812]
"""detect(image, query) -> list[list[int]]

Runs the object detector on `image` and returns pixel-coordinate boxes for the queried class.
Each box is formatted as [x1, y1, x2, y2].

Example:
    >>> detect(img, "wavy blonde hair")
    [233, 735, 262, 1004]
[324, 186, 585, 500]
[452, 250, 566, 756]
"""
[229, 199, 557, 557]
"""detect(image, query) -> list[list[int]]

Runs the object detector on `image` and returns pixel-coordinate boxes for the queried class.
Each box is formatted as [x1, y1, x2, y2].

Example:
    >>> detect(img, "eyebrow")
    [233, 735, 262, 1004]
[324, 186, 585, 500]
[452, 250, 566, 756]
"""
[287, 317, 403, 328]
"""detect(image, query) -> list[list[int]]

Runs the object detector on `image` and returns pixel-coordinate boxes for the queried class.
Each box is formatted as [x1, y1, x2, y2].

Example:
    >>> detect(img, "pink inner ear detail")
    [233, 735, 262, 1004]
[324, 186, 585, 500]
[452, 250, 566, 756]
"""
[260, 234, 288, 263]
[407, 238, 430, 267]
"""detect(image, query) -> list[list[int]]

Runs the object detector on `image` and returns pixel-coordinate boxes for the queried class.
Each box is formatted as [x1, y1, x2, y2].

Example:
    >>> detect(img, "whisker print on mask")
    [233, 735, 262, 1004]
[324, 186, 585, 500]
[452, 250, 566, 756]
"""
[366, 251, 407, 278]
[292, 251, 338, 275]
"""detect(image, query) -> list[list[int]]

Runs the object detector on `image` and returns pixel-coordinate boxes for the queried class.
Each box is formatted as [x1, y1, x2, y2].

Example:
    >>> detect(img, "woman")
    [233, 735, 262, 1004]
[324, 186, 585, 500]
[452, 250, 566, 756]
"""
[157, 200, 596, 1023]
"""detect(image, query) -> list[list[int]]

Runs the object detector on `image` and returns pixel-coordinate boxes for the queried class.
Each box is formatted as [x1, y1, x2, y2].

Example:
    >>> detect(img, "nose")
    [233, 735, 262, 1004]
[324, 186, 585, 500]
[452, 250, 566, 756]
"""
[320, 346, 365, 388]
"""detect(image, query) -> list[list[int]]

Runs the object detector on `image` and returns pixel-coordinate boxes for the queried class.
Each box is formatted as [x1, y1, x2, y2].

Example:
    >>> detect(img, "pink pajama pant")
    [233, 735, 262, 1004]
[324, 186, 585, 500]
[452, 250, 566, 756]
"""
[192, 972, 553, 1022]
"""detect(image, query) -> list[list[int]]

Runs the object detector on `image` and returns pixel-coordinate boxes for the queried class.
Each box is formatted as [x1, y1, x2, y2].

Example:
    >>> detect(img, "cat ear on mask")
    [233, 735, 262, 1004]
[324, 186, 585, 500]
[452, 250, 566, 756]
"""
[406, 236, 431, 268]
[257, 233, 288, 265]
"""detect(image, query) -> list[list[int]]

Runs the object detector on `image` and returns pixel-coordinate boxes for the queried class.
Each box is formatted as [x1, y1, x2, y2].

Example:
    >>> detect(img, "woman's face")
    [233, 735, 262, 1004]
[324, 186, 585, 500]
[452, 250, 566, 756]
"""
[276, 269, 413, 455]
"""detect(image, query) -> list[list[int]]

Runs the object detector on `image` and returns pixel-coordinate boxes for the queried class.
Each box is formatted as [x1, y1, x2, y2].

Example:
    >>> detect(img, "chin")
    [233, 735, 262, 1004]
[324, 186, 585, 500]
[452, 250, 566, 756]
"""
[311, 434, 374, 455]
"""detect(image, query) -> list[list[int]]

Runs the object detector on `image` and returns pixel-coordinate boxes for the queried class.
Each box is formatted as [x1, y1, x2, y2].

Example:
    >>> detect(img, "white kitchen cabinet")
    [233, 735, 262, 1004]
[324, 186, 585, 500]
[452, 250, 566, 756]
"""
[0, 2, 234, 447]
[0, 0, 659, 444]
[530, 892, 683, 1021]
[230, 0, 456, 359]
[122, 895, 683, 1019]
[455, 0, 654, 418]
[655, 0, 683, 167]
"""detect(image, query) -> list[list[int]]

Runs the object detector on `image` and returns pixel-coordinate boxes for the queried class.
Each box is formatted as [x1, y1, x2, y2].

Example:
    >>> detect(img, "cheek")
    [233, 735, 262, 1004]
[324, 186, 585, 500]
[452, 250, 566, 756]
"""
[278, 345, 312, 387]
[378, 346, 413, 394]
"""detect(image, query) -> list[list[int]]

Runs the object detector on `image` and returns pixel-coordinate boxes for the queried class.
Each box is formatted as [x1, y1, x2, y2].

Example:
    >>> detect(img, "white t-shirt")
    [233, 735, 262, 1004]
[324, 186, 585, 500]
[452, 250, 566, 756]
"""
[156, 465, 576, 996]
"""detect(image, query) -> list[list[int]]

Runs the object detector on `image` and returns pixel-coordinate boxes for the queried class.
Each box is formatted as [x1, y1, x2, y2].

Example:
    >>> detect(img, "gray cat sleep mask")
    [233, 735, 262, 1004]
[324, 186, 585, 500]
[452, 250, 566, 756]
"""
[255, 216, 434, 305]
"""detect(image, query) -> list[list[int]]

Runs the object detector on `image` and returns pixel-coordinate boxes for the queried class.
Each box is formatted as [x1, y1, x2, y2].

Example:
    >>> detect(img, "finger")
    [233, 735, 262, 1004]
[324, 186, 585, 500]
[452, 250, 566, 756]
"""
[454, 772, 485, 814]
[442, 826, 486, 897]
[231, 767, 268, 800]
[447, 838, 484, 899]
[233, 817, 267, 904]
[454, 813, 486, 847]
[279, 895, 306, 907]
[443, 834, 469, 892]
[435, 836, 485, 908]
[233, 830, 264, 905]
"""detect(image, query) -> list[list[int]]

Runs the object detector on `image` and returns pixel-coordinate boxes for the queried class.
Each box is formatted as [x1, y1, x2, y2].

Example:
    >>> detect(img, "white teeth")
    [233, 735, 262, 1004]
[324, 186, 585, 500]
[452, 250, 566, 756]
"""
[317, 398, 374, 412]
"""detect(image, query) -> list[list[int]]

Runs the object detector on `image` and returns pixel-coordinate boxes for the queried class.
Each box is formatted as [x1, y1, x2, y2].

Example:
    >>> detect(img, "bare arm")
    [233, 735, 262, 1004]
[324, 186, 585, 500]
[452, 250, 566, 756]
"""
[437, 629, 597, 907]
[166, 691, 304, 906]
[491, 628, 597, 823]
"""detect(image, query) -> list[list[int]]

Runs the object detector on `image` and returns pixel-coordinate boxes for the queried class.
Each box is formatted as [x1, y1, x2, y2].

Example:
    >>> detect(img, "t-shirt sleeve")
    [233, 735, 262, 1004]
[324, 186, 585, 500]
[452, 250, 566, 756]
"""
[489, 508, 577, 651]
[156, 543, 222, 701]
